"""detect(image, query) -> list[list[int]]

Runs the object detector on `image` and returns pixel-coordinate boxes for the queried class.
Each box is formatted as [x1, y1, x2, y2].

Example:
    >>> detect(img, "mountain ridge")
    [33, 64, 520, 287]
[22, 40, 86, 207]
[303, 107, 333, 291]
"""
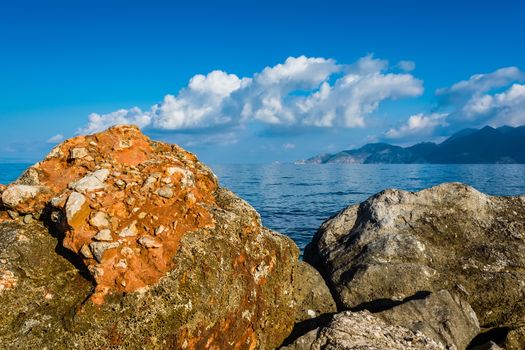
[299, 125, 525, 164]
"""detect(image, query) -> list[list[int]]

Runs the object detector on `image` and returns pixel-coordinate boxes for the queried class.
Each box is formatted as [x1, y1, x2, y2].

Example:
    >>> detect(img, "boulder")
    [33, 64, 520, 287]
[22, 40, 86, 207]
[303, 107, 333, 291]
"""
[0, 125, 300, 349]
[305, 183, 525, 331]
[375, 290, 479, 350]
[505, 327, 525, 350]
[291, 261, 337, 323]
[280, 310, 447, 350]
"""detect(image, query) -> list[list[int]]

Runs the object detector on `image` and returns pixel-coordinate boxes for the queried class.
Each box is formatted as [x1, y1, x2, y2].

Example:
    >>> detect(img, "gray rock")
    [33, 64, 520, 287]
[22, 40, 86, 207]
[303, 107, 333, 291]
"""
[156, 187, 174, 198]
[292, 261, 336, 323]
[89, 241, 120, 262]
[375, 290, 479, 350]
[69, 169, 110, 192]
[305, 183, 525, 329]
[281, 310, 446, 350]
[1, 185, 45, 210]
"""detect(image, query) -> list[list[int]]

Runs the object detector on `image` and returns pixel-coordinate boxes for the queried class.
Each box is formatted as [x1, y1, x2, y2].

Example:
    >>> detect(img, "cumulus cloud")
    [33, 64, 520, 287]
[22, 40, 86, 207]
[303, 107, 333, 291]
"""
[282, 143, 296, 150]
[436, 66, 525, 127]
[78, 55, 423, 135]
[385, 113, 448, 139]
[46, 134, 65, 144]
[387, 66, 525, 143]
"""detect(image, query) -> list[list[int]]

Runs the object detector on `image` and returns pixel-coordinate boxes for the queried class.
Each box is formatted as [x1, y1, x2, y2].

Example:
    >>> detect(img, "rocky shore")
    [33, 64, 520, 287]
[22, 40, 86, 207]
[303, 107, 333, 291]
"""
[1, 125, 524, 349]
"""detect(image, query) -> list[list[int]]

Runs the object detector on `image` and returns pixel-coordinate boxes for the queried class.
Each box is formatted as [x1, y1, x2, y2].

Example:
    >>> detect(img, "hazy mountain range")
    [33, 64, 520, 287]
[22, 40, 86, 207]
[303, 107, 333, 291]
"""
[299, 126, 525, 164]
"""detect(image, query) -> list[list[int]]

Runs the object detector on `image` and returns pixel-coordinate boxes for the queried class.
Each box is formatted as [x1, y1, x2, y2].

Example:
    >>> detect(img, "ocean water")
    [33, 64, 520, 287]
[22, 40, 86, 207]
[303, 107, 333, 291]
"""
[2, 163, 525, 251]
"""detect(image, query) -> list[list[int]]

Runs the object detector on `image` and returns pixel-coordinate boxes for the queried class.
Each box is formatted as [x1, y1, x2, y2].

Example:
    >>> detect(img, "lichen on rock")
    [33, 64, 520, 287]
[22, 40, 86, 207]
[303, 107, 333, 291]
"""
[0, 125, 301, 349]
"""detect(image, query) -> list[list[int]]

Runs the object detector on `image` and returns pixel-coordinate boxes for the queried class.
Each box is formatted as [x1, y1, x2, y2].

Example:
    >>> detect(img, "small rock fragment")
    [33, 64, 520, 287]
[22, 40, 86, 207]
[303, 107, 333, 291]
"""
[138, 236, 162, 248]
[114, 179, 126, 189]
[23, 215, 33, 224]
[90, 212, 109, 228]
[69, 147, 88, 159]
[119, 221, 138, 237]
[7, 210, 19, 219]
[154, 225, 166, 235]
[65, 192, 87, 223]
[89, 242, 120, 262]
[93, 229, 113, 242]
[70, 169, 110, 192]
[80, 244, 94, 259]
[157, 187, 174, 199]
[121, 247, 134, 256]
[115, 259, 128, 269]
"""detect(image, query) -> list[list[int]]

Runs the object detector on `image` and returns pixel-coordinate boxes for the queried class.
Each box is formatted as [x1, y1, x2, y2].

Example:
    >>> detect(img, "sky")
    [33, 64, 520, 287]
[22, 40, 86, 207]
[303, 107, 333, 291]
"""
[1, 0, 524, 164]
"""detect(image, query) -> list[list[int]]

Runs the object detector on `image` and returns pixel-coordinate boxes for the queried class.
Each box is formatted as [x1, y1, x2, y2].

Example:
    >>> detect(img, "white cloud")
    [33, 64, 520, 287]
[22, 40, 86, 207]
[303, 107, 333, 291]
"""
[282, 143, 296, 150]
[385, 113, 448, 139]
[437, 67, 524, 97]
[434, 66, 525, 127]
[82, 107, 152, 135]
[463, 83, 525, 126]
[79, 55, 423, 134]
[46, 134, 65, 144]
[398, 60, 416, 72]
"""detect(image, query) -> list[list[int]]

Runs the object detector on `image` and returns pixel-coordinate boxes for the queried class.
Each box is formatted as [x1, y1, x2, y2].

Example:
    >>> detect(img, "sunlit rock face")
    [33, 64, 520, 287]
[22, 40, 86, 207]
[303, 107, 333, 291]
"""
[0, 125, 300, 349]
[305, 183, 525, 341]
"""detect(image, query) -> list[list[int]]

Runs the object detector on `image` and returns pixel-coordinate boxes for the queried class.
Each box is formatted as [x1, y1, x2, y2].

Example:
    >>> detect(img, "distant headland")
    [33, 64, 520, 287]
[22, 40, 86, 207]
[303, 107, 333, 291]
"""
[299, 125, 525, 164]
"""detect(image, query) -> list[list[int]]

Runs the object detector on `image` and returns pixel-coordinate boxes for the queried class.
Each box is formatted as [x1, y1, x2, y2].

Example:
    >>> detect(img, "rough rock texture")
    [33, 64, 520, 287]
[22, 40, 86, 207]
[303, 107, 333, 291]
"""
[505, 327, 525, 350]
[280, 310, 446, 350]
[375, 290, 479, 350]
[291, 261, 337, 323]
[305, 183, 525, 332]
[0, 125, 300, 349]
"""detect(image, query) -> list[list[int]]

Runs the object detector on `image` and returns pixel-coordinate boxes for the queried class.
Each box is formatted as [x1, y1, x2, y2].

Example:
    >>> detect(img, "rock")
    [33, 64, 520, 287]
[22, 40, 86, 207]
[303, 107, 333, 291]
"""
[375, 290, 479, 350]
[0, 125, 300, 349]
[0, 221, 93, 347]
[93, 229, 113, 241]
[69, 147, 88, 159]
[89, 241, 120, 262]
[89, 211, 109, 228]
[505, 327, 525, 350]
[118, 221, 138, 237]
[23, 214, 34, 224]
[156, 186, 174, 198]
[281, 310, 446, 350]
[80, 244, 93, 259]
[137, 235, 162, 248]
[69, 169, 110, 192]
[305, 183, 525, 330]
[64, 191, 87, 223]
[1, 185, 49, 214]
[292, 261, 336, 323]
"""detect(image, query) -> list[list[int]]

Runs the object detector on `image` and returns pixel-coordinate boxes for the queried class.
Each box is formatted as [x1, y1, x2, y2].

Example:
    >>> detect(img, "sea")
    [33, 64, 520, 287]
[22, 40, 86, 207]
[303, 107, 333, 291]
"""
[2, 163, 525, 252]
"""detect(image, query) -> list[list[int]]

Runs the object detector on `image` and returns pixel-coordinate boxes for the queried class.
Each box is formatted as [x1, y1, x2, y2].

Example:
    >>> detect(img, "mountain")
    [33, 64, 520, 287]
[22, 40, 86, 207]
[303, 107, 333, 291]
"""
[301, 125, 525, 164]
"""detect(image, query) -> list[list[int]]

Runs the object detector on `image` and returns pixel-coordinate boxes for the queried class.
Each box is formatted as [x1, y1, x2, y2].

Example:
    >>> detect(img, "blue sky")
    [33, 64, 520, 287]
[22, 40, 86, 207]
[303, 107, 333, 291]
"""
[1, 0, 524, 163]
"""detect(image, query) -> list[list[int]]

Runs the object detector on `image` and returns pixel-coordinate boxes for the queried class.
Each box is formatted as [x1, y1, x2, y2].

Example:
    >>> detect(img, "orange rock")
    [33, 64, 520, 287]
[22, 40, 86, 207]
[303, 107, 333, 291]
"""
[2, 125, 218, 303]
